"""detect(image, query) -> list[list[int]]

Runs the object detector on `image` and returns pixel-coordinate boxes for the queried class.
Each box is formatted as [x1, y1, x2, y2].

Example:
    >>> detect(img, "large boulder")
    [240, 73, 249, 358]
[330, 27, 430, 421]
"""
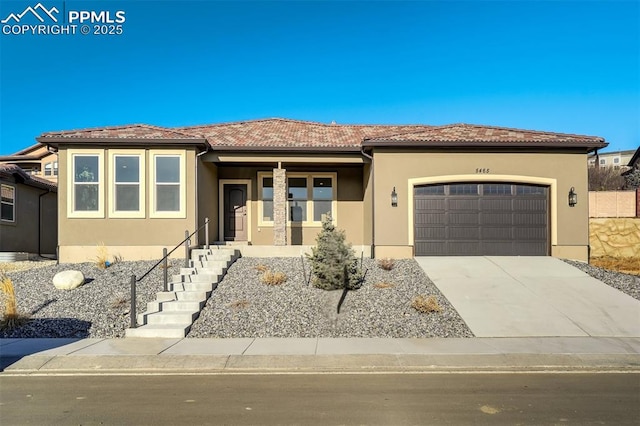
[53, 270, 85, 290]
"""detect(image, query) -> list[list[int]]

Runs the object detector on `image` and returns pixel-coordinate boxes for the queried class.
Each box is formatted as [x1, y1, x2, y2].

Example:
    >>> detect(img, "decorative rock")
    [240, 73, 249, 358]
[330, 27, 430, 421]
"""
[53, 270, 85, 290]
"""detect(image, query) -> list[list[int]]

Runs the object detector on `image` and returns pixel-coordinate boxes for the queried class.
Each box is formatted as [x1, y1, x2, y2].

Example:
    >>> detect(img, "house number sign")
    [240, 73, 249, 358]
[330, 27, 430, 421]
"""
[475, 168, 490, 174]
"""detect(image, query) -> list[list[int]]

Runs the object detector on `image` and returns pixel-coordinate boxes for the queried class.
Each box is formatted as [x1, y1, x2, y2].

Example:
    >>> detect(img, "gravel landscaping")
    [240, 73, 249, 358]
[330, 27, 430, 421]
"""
[0, 259, 182, 338]
[563, 259, 640, 301]
[188, 257, 473, 338]
[1, 256, 637, 339]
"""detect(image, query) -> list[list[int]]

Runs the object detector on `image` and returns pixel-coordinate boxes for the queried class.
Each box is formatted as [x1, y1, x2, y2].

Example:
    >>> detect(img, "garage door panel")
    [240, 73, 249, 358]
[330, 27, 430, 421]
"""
[450, 227, 479, 239]
[448, 241, 481, 255]
[513, 199, 547, 210]
[415, 212, 446, 225]
[481, 199, 512, 210]
[482, 227, 512, 239]
[449, 213, 479, 225]
[483, 242, 514, 255]
[514, 213, 546, 225]
[416, 227, 446, 239]
[514, 227, 547, 239]
[414, 183, 548, 256]
[483, 213, 512, 225]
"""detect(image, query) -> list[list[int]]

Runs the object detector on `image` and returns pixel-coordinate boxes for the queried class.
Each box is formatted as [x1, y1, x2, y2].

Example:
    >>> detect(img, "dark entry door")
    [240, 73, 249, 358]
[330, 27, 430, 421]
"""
[414, 183, 549, 256]
[223, 184, 247, 241]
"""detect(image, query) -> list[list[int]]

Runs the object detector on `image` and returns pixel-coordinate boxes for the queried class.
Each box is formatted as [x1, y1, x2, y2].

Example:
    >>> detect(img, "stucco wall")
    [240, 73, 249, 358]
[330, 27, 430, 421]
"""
[589, 191, 637, 218]
[216, 165, 367, 247]
[0, 179, 57, 254]
[372, 149, 590, 260]
[58, 147, 198, 262]
[589, 218, 640, 257]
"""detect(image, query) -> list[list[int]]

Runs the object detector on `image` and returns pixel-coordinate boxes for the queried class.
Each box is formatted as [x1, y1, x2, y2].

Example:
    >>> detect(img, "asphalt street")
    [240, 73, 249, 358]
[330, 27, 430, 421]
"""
[1, 373, 639, 425]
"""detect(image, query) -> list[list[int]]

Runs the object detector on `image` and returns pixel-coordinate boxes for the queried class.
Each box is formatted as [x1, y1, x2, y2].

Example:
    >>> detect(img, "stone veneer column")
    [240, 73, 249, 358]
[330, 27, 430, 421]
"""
[273, 168, 287, 246]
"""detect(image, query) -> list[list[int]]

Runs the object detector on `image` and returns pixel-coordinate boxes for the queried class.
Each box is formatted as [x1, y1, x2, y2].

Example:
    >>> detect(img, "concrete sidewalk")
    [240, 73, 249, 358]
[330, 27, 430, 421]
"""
[2, 337, 639, 374]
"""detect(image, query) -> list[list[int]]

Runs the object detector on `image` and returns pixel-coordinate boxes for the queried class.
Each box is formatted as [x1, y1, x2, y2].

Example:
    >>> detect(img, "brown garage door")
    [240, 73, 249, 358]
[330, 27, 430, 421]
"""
[414, 183, 549, 256]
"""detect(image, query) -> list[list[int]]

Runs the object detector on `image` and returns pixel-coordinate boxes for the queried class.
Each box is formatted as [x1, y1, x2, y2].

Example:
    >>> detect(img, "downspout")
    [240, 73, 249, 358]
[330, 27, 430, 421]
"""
[195, 148, 209, 246]
[360, 147, 375, 258]
[38, 189, 52, 258]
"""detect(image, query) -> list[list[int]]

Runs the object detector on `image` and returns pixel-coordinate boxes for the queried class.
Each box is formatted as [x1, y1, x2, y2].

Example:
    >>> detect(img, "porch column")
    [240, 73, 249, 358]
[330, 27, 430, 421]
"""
[273, 167, 287, 246]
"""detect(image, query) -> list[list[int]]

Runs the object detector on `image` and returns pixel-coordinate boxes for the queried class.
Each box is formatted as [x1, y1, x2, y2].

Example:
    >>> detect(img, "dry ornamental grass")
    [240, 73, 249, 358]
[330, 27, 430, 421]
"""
[377, 258, 395, 271]
[260, 270, 287, 285]
[411, 295, 442, 313]
[590, 257, 640, 276]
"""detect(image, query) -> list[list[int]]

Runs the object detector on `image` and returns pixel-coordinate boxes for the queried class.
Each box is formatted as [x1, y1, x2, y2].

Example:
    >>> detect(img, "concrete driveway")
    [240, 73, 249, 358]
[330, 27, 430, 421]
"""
[415, 257, 640, 338]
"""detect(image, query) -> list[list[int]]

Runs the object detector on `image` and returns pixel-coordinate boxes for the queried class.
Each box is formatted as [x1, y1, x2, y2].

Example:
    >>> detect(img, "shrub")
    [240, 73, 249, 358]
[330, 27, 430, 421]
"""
[95, 243, 109, 269]
[254, 264, 269, 273]
[307, 216, 364, 291]
[378, 258, 395, 271]
[228, 299, 250, 310]
[0, 275, 28, 330]
[260, 270, 287, 285]
[411, 295, 442, 313]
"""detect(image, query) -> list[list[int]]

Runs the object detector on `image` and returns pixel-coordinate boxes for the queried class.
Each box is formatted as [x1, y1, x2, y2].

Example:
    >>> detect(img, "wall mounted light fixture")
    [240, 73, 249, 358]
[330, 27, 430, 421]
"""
[391, 187, 398, 207]
[568, 187, 577, 207]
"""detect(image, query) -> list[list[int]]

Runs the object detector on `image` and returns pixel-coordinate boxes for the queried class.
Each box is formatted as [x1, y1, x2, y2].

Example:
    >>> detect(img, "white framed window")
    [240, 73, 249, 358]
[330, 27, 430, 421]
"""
[68, 150, 104, 218]
[149, 150, 186, 218]
[599, 159, 606, 165]
[260, 176, 274, 223]
[258, 172, 336, 226]
[109, 150, 145, 218]
[44, 161, 58, 176]
[1, 184, 15, 222]
[613, 157, 620, 164]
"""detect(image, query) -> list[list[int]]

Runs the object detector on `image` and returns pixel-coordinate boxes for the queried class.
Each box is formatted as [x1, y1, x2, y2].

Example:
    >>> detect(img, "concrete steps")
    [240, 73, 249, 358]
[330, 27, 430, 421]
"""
[126, 247, 239, 338]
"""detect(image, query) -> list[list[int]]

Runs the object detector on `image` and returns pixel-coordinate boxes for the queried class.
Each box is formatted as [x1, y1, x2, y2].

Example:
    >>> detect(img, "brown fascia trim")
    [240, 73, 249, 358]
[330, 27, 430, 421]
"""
[0, 155, 43, 162]
[362, 139, 608, 152]
[208, 145, 363, 153]
[627, 147, 640, 168]
[37, 137, 209, 149]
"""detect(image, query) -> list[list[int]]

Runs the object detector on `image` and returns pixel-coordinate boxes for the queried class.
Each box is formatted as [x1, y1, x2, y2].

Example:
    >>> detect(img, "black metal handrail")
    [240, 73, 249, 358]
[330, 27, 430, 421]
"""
[129, 217, 210, 329]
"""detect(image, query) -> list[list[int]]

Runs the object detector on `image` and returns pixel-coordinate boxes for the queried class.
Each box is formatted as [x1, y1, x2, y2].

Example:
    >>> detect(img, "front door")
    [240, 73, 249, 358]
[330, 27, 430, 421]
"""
[223, 184, 247, 241]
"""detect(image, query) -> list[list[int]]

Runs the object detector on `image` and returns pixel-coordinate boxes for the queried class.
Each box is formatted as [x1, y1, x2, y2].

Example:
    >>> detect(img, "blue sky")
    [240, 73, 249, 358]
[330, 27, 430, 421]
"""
[0, 0, 638, 155]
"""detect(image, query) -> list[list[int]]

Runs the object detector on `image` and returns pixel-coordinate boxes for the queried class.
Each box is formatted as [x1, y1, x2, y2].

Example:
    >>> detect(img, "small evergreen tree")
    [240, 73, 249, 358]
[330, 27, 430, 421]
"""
[307, 216, 364, 291]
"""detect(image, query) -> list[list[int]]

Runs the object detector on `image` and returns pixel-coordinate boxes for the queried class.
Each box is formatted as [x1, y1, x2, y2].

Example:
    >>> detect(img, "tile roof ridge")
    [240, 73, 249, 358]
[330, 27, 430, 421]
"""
[177, 117, 309, 130]
[177, 118, 436, 130]
[40, 123, 151, 136]
[12, 142, 44, 155]
[445, 123, 605, 140]
[0, 164, 57, 190]
[136, 124, 201, 138]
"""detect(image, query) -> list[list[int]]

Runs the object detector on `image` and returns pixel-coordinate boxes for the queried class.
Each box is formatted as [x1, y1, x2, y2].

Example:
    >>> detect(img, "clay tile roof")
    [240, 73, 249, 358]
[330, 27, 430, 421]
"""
[40, 124, 198, 139]
[0, 164, 57, 191]
[364, 123, 607, 148]
[179, 118, 433, 150]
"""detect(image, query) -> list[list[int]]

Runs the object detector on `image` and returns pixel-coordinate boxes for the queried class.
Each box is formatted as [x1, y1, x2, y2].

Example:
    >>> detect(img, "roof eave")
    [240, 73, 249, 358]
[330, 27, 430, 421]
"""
[362, 139, 608, 151]
[37, 137, 208, 149]
[208, 145, 362, 153]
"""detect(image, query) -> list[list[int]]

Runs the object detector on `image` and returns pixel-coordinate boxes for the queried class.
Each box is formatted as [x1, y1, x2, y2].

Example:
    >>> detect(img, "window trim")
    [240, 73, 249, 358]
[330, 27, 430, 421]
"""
[257, 171, 337, 227]
[1, 184, 16, 223]
[67, 149, 105, 218]
[109, 150, 146, 219]
[149, 150, 186, 219]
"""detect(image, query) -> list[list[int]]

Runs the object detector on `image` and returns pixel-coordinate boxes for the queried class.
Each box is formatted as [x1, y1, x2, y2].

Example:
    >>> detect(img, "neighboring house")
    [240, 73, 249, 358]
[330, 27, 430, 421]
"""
[0, 164, 58, 255]
[36, 118, 606, 263]
[587, 149, 635, 169]
[624, 146, 640, 172]
[0, 143, 59, 183]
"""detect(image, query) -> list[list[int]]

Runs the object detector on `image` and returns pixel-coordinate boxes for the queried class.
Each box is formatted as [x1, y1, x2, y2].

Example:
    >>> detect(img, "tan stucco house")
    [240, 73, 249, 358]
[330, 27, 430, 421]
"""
[0, 143, 59, 183]
[35, 118, 607, 263]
